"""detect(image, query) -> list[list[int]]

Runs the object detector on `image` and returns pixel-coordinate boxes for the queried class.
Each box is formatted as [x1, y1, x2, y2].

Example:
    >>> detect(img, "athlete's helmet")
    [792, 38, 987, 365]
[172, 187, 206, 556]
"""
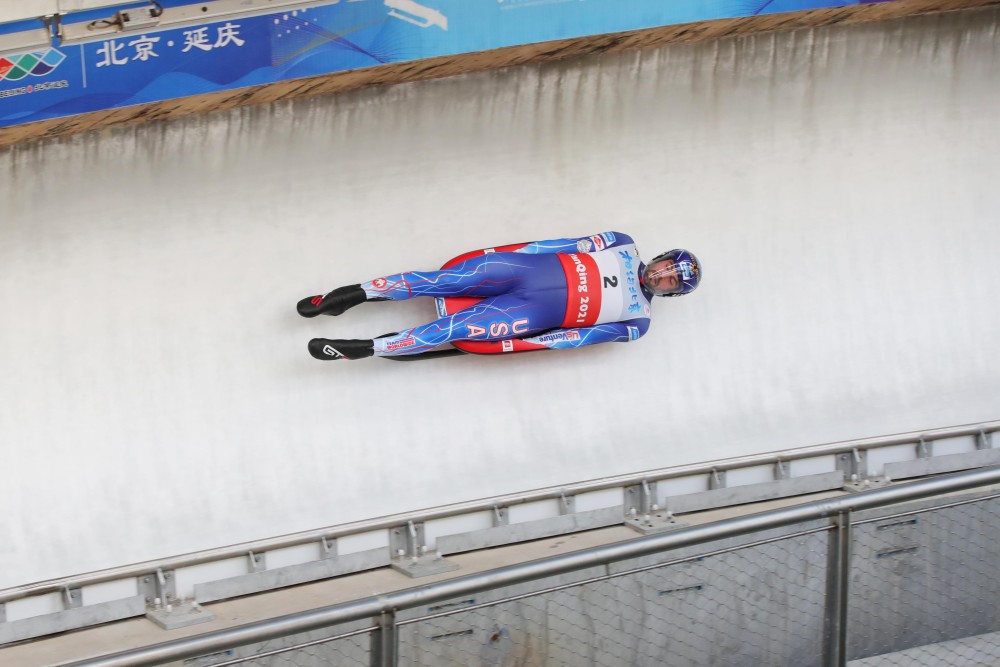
[642, 249, 702, 297]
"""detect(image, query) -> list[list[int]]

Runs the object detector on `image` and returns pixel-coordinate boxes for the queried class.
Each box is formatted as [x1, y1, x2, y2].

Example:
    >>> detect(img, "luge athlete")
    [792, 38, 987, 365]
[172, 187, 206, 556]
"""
[297, 232, 701, 360]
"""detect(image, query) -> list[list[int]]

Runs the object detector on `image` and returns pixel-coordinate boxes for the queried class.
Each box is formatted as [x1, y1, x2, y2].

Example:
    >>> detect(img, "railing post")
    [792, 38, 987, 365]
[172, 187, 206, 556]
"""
[824, 510, 852, 667]
[976, 429, 993, 450]
[371, 610, 397, 667]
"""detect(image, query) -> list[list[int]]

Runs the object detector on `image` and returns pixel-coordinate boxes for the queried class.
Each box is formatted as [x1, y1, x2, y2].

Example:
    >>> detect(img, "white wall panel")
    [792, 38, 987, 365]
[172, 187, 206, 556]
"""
[1, 10, 998, 588]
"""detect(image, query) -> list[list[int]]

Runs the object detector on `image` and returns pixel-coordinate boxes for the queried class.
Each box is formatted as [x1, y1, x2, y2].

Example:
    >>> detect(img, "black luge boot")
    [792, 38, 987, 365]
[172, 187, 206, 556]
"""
[308, 338, 375, 361]
[297, 285, 367, 318]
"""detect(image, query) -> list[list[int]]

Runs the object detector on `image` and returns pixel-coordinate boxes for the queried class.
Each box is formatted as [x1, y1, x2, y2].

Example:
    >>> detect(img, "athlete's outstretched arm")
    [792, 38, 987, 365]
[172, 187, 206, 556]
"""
[520, 318, 650, 350]
[513, 231, 634, 255]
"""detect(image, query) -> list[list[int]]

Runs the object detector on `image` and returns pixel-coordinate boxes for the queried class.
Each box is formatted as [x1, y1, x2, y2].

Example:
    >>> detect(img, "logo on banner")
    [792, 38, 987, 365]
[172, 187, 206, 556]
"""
[0, 49, 65, 83]
[501, 340, 514, 352]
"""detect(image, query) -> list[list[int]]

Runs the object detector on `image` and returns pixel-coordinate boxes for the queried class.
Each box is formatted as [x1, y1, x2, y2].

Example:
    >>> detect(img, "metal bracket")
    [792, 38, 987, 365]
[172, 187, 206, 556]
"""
[389, 521, 459, 579]
[140, 564, 215, 630]
[774, 459, 790, 481]
[837, 448, 868, 484]
[843, 476, 892, 493]
[390, 521, 424, 560]
[559, 492, 576, 515]
[625, 480, 657, 516]
[0, 602, 6, 623]
[321, 536, 337, 559]
[146, 601, 215, 631]
[916, 438, 933, 459]
[709, 469, 727, 490]
[624, 479, 687, 533]
[248, 551, 266, 574]
[625, 507, 686, 535]
[391, 553, 460, 579]
[977, 430, 993, 450]
[839, 448, 892, 492]
[62, 587, 82, 610]
[492, 505, 509, 527]
[139, 569, 177, 608]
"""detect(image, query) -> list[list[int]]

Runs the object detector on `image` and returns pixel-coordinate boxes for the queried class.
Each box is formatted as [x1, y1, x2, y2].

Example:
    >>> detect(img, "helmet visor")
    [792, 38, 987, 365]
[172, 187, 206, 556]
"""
[643, 259, 686, 295]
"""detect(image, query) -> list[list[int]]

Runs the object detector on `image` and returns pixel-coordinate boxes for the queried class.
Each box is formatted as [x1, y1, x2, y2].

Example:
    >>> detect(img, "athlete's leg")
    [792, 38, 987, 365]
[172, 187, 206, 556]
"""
[298, 253, 559, 318]
[361, 253, 540, 301]
[307, 292, 566, 360]
[371, 292, 565, 357]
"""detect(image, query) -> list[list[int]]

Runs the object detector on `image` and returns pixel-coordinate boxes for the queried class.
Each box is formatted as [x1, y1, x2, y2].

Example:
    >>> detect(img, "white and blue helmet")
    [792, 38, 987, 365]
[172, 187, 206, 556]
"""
[643, 249, 702, 297]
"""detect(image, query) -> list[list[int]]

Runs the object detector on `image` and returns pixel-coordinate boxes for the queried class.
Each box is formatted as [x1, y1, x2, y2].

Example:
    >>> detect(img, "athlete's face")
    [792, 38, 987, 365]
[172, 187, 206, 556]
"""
[644, 259, 682, 295]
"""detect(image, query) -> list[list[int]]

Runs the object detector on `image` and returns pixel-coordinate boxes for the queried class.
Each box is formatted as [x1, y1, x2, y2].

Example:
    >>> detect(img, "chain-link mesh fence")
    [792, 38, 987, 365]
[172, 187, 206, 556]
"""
[184, 624, 374, 667]
[846, 492, 1000, 665]
[397, 529, 831, 667]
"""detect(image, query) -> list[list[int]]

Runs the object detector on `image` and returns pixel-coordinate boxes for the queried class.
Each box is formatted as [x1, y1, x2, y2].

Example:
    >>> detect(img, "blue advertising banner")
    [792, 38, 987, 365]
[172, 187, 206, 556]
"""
[0, 0, 890, 128]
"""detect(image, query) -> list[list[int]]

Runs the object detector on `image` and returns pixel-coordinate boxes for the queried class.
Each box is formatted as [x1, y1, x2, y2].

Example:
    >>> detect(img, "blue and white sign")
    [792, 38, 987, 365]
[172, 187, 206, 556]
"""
[0, 0, 893, 128]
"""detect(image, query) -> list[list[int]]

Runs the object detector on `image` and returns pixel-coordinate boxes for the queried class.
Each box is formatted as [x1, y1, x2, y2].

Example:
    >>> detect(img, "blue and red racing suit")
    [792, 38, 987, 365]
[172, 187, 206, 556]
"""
[361, 232, 654, 357]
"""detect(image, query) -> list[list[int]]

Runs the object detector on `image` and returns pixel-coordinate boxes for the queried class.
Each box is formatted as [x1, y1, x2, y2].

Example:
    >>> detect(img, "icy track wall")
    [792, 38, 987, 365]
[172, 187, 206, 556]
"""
[2, 9, 999, 590]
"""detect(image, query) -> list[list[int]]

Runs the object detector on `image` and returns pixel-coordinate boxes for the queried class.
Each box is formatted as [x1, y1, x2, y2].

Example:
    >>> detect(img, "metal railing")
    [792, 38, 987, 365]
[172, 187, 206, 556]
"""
[58, 464, 1000, 667]
[4, 420, 996, 604]
[2, 420, 998, 649]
